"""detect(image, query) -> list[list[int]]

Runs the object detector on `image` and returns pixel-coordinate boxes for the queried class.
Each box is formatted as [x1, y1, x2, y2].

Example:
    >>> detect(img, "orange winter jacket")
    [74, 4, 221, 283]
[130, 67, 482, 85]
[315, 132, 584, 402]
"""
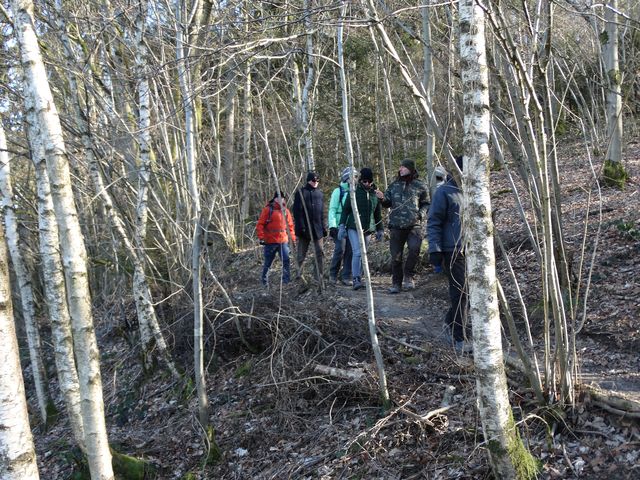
[257, 201, 296, 244]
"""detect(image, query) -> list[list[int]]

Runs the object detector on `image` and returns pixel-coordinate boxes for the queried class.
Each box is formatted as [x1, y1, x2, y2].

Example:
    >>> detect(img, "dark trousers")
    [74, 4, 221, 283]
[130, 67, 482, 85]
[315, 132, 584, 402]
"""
[443, 251, 467, 342]
[389, 227, 423, 287]
[296, 236, 324, 280]
[329, 236, 352, 280]
[262, 243, 291, 285]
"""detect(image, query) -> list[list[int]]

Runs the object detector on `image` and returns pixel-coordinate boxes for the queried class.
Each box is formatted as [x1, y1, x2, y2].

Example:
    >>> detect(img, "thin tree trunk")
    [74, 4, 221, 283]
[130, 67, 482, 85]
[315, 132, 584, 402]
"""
[603, 0, 623, 164]
[0, 122, 51, 425]
[338, 0, 389, 407]
[12, 0, 114, 476]
[300, 0, 316, 170]
[422, 4, 436, 189]
[0, 221, 39, 479]
[460, 0, 537, 477]
[240, 48, 253, 223]
[32, 153, 85, 451]
[176, 0, 209, 428]
[55, 3, 177, 376]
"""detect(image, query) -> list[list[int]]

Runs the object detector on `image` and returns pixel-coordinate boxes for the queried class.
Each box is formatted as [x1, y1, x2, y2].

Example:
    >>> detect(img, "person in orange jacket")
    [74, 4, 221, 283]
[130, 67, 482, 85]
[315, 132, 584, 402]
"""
[257, 191, 297, 287]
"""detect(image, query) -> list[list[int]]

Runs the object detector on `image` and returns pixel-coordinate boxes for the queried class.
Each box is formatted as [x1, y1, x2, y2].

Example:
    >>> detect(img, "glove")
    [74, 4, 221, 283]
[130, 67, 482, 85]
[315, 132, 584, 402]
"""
[329, 227, 338, 240]
[429, 252, 443, 268]
[259, 239, 266, 246]
[375, 230, 384, 241]
[323, 228, 328, 238]
[337, 225, 347, 241]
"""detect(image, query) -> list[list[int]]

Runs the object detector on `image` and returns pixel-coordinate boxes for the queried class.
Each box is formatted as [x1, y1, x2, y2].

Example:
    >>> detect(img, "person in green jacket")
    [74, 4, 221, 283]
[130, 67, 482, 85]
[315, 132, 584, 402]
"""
[338, 168, 384, 290]
[376, 159, 429, 293]
[328, 167, 353, 285]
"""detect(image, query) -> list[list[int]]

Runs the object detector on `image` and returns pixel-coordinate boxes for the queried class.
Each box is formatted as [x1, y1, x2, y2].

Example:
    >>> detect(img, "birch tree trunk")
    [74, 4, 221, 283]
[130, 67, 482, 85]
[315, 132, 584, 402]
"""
[176, 0, 209, 428]
[421, 4, 436, 187]
[300, 0, 316, 170]
[12, 0, 114, 477]
[603, 0, 623, 165]
[338, 0, 389, 407]
[130, 2, 179, 374]
[32, 151, 85, 450]
[459, 0, 537, 478]
[54, 3, 177, 376]
[240, 41, 253, 223]
[0, 121, 51, 425]
[0, 221, 39, 480]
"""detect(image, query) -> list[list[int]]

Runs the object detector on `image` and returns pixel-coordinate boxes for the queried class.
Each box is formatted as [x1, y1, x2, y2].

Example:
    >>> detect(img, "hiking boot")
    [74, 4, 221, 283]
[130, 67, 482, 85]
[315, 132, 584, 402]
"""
[329, 275, 337, 285]
[388, 284, 401, 294]
[353, 277, 363, 290]
[339, 277, 351, 286]
[404, 277, 415, 290]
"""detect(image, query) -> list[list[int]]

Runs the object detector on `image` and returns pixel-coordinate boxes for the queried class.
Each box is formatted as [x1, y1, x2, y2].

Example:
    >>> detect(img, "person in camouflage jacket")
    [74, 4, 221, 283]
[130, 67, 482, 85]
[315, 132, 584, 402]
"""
[376, 159, 429, 293]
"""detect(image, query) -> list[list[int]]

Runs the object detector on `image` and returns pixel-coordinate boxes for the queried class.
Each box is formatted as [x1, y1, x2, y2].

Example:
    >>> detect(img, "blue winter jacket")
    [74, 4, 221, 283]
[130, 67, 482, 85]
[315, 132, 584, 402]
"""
[427, 176, 462, 253]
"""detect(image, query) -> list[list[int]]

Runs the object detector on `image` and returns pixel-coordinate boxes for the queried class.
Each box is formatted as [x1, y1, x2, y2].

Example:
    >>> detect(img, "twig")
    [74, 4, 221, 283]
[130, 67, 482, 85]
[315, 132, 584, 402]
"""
[377, 327, 431, 353]
[400, 405, 451, 425]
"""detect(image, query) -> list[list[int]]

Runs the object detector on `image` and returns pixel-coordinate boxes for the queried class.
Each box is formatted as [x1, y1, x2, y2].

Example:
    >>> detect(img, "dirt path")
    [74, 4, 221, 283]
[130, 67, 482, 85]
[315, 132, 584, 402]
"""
[331, 271, 640, 411]
[331, 271, 456, 344]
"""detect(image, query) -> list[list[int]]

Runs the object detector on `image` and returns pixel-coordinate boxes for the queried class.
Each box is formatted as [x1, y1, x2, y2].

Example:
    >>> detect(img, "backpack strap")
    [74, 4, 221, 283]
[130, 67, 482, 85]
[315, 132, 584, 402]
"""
[339, 185, 348, 205]
[265, 202, 274, 224]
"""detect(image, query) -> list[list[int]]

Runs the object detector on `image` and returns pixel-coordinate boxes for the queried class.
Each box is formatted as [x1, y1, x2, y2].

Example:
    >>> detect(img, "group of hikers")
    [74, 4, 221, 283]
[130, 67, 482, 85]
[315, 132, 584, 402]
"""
[256, 157, 470, 353]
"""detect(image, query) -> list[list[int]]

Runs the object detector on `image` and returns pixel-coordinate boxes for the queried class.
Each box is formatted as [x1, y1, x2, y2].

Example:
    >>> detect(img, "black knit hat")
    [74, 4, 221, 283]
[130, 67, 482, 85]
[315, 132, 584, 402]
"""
[401, 159, 416, 171]
[360, 168, 373, 182]
[306, 171, 319, 182]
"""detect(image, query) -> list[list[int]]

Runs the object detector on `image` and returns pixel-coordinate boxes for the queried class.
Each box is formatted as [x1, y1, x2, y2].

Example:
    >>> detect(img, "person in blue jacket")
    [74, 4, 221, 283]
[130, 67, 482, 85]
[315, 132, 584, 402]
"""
[427, 156, 470, 354]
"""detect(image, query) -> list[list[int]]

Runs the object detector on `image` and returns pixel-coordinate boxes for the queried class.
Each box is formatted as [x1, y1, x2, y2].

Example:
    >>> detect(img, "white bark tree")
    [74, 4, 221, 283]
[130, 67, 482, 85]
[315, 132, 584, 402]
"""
[460, 0, 538, 478]
[422, 4, 436, 186]
[175, 0, 209, 428]
[12, 0, 114, 477]
[129, 1, 179, 374]
[0, 120, 51, 425]
[338, 0, 389, 407]
[603, 0, 624, 165]
[32, 149, 86, 450]
[0, 219, 39, 480]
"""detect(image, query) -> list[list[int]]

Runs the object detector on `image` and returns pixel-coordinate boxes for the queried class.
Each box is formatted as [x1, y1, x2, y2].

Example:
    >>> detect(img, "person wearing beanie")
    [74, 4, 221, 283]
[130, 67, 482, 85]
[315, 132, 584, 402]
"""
[338, 167, 384, 290]
[293, 171, 327, 287]
[427, 155, 470, 354]
[375, 158, 429, 293]
[328, 167, 354, 285]
[256, 192, 296, 287]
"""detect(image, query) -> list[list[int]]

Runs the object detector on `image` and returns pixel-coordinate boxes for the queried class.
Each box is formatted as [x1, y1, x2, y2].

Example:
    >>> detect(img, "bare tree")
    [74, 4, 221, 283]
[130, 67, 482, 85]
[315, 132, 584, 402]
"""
[0, 119, 51, 425]
[0, 219, 39, 479]
[602, 0, 628, 187]
[12, 0, 114, 476]
[338, 0, 389, 407]
[460, 0, 538, 477]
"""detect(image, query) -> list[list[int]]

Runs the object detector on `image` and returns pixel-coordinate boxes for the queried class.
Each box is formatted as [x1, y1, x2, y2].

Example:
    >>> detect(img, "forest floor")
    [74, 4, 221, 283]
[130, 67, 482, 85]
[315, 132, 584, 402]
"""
[33, 138, 640, 479]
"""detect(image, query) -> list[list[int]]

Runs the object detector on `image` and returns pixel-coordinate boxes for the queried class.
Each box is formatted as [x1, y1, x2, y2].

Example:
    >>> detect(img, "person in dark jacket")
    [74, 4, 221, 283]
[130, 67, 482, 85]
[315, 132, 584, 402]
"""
[256, 192, 296, 287]
[293, 171, 327, 283]
[376, 159, 429, 293]
[427, 156, 469, 354]
[338, 168, 384, 290]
